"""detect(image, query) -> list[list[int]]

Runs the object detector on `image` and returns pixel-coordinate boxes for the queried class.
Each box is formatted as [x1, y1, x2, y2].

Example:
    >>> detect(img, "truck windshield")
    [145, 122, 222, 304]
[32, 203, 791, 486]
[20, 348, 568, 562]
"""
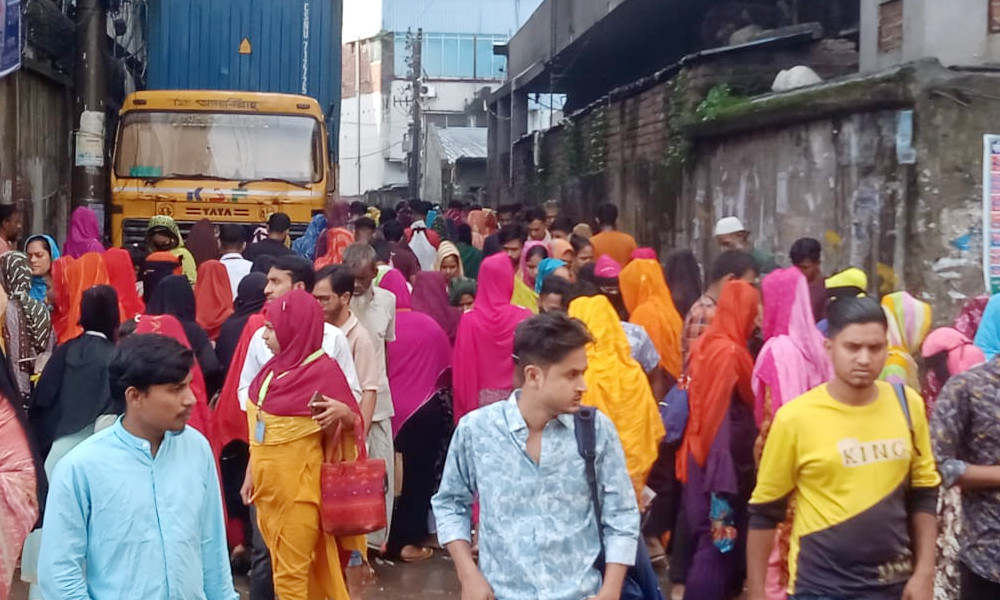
[114, 111, 323, 183]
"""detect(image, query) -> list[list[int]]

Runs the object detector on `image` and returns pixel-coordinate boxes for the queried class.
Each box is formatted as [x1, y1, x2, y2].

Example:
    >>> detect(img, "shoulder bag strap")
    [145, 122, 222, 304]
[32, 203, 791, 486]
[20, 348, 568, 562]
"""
[574, 407, 604, 546]
[892, 383, 920, 458]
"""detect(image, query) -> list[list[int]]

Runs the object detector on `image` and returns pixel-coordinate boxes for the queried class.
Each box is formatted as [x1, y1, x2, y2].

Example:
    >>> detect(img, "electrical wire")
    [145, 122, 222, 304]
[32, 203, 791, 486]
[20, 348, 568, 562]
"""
[340, 140, 405, 160]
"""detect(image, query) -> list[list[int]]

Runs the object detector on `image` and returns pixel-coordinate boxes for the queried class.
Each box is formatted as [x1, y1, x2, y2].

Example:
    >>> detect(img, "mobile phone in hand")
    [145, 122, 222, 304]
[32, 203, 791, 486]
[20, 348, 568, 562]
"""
[309, 392, 323, 415]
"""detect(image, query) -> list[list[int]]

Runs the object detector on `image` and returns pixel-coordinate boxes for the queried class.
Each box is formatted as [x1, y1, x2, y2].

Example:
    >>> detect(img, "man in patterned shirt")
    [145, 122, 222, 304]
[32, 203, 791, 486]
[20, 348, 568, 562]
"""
[931, 357, 1000, 599]
[681, 250, 757, 367]
[433, 312, 640, 600]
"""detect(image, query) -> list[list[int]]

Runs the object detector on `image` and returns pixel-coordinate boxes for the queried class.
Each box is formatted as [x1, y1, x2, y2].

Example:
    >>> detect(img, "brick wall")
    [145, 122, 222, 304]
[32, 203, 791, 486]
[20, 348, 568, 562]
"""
[878, 0, 904, 53]
[496, 37, 859, 251]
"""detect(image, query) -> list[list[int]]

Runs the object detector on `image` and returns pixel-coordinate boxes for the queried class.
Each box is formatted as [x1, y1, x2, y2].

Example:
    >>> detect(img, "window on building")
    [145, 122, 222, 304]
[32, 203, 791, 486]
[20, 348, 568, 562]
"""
[878, 0, 903, 53]
[394, 33, 508, 79]
[991, 0, 1000, 33]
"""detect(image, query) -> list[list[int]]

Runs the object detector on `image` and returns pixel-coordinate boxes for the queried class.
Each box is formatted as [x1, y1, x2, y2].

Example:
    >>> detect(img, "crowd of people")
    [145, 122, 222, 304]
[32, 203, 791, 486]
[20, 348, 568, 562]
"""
[0, 197, 998, 600]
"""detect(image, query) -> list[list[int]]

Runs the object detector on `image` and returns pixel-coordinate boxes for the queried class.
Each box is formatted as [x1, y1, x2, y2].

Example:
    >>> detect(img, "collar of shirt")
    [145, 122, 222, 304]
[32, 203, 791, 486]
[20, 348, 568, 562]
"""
[220, 253, 246, 261]
[84, 330, 108, 340]
[501, 391, 575, 435]
[341, 313, 360, 336]
[111, 417, 182, 461]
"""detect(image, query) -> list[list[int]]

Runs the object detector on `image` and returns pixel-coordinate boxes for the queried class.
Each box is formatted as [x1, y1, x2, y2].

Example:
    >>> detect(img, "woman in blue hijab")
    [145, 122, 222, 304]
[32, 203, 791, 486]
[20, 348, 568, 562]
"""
[534, 258, 569, 294]
[24, 234, 61, 304]
[291, 213, 327, 261]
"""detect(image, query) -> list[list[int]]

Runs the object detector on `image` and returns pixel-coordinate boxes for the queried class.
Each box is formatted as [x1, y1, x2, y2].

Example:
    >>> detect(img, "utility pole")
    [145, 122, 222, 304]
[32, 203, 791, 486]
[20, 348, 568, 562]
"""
[408, 28, 422, 199]
[72, 0, 108, 229]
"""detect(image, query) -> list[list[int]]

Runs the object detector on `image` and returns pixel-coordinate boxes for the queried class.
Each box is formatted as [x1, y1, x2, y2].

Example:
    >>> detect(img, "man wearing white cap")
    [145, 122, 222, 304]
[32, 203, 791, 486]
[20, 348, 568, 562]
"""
[714, 216, 778, 275]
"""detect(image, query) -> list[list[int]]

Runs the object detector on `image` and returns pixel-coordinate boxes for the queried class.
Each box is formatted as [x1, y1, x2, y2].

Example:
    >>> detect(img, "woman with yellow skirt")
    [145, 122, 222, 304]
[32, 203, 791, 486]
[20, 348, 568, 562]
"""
[241, 289, 365, 600]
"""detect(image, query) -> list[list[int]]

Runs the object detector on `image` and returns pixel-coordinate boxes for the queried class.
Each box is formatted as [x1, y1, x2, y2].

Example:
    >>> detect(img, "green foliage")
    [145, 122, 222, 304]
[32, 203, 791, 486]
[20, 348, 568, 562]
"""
[695, 83, 748, 121]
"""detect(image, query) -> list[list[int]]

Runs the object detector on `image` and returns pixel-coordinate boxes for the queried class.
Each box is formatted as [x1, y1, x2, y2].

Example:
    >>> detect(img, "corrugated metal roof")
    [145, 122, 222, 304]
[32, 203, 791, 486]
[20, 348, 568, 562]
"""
[436, 127, 488, 162]
[383, 0, 544, 36]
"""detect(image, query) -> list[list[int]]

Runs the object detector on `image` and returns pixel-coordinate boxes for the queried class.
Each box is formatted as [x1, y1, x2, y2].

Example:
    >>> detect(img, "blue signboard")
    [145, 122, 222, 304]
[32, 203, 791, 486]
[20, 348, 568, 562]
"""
[0, 0, 20, 79]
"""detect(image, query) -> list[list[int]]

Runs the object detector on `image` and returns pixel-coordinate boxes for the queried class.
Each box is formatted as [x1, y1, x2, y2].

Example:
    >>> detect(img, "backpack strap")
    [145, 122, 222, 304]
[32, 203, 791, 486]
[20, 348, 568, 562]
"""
[574, 407, 604, 545]
[892, 383, 920, 457]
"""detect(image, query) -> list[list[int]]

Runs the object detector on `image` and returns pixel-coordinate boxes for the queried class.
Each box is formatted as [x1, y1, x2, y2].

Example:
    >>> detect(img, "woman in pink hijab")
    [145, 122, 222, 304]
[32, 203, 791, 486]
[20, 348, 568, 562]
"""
[452, 253, 532, 421]
[62, 207, 105, 258]
[751, 266, 832, 600]
[379, 269, 453, 560]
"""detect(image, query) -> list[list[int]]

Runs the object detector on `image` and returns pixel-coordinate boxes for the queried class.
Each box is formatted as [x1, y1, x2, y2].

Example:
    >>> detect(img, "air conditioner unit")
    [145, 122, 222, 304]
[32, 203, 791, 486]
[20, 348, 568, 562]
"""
[420, 84, 438, 98]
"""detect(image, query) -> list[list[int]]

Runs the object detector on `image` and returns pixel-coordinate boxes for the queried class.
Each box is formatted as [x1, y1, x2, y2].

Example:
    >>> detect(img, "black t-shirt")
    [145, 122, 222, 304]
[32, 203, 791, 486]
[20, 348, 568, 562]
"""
[243, 238, 293, 261]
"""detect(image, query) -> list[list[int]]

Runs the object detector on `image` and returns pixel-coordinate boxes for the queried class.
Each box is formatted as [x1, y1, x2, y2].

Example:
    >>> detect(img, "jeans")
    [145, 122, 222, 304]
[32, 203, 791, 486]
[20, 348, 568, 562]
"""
[961, 562, 1000, 600]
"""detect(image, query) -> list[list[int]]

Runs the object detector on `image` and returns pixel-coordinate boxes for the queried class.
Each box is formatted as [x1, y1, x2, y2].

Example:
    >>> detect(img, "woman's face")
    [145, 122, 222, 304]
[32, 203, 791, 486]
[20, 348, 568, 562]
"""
[26, 239, 52, 277]
[150, 231, 176, 251]
[262, 322, 281, 354]
[459, 293, 475, 313]
[440, 255, 460, 280]
[573, 245, 594, 272]
[526, 254, 542, 280]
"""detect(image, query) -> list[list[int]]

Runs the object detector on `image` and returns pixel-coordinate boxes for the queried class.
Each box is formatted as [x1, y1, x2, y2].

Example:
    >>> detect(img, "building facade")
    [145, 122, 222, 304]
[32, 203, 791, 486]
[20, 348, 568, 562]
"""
[339, 0, 544, 203]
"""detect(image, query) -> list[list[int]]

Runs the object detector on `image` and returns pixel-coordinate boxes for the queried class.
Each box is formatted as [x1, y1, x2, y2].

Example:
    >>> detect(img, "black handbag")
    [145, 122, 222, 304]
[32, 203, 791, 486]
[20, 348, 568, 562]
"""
[575, 406, 666, 600]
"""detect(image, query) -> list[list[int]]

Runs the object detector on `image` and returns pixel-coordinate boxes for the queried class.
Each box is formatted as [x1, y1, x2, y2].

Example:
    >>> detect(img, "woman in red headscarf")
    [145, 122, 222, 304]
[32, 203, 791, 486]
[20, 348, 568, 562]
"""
[103, 247, 145, 320]
[242, 290, 364, 600]
[678, 280, 760, 600]
[132, 313, 219, 455]
[195, 260, 235, 341]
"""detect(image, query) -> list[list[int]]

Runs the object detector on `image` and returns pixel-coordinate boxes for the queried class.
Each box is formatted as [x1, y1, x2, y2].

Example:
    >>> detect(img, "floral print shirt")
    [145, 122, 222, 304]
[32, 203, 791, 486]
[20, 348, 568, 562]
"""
[930, 360, 1000, 584]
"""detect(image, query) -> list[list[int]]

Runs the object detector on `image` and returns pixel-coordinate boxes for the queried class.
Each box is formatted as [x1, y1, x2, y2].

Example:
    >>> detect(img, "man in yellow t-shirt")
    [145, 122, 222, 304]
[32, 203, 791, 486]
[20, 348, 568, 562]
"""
[747, 297, 940, 600]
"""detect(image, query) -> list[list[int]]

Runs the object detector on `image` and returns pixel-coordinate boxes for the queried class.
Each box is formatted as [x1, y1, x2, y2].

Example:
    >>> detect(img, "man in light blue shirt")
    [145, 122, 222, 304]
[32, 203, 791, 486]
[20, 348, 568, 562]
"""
[38, 334, 238, 600]
[433, 312, 640, 600]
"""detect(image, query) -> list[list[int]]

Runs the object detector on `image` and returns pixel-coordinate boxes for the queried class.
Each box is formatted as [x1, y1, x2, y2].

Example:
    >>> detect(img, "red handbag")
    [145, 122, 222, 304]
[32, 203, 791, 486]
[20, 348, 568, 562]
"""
[320, 417, 387, 536]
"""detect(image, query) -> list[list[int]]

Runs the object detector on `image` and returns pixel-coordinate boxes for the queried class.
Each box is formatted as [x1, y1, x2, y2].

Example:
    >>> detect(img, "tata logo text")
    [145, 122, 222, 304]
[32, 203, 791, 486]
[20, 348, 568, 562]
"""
[184, 206, 252, 218]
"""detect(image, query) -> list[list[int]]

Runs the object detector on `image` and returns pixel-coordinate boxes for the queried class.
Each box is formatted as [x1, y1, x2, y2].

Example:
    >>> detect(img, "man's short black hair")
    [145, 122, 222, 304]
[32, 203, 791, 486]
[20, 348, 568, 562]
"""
[551, 215, 574, 235]
[219, 224, 246, 247]
[371, 238, 391, 263]
[790, 237, 822, 265]
[349, 201, 369, 217]
[514, 312, 593, 375]
[268, 212, 292, 233]
[355, 217, 377, 233]
[316, 265, 355, 297]
[522, 206, 546, 224]
[595, 203, 618, 226]
[109, 334, 194, 404]
[456, 223, 473, 245]
[570, 234, 592, 254]
[271, 255, 316, 292]
[382, 219, 404, 243]
[826, 296, 888, 338]
[497, 223, 527, 245]
[539, 274, 570, 298]
[710, 250, 757, 284]
[0, 204, 19, 222]
[380, 207, 397, 223]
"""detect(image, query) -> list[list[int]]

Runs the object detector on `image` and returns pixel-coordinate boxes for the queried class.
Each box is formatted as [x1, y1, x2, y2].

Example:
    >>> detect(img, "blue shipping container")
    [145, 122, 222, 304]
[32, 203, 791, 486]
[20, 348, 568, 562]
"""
[145, 0, 342, 160]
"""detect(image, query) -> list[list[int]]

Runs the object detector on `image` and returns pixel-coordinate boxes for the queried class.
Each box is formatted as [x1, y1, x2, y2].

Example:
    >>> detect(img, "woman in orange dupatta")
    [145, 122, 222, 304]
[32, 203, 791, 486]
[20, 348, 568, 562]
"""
[195, 260, 235, 341]
[678, 279, 759, 600]
[244, 290, 365, 600]
[619, 258, 684, 381]
[52, 253, 111, 344]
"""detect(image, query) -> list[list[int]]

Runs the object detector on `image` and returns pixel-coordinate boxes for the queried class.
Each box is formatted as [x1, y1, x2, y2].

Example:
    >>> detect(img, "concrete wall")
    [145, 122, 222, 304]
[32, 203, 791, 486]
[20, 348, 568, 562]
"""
[0, 70, 72, 243]
[498, 58, 1000, 321]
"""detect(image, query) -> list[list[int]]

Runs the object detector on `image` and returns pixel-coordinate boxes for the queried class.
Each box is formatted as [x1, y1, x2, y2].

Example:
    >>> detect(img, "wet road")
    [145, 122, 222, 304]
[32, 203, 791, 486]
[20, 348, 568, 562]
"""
[14, 553, 679, 599]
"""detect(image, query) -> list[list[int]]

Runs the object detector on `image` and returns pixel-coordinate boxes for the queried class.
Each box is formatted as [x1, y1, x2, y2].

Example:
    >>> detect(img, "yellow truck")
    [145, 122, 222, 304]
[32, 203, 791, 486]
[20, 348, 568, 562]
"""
[110, 90, 334, 246]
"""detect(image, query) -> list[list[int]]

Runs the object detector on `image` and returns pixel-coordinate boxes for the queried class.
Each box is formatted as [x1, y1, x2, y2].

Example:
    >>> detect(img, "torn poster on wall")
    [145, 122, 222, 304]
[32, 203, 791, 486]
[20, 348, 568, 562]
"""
[982, 135, 1000, 294]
